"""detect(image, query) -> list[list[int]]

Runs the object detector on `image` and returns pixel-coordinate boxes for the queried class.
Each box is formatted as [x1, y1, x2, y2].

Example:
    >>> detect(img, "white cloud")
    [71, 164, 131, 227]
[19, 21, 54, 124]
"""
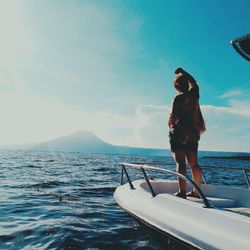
[220, 89, 244, 98]
[1, 89, 250, 153]
[0, 2, 249, 152]
[117, 102, 250, 152]
[227, 99, 250, 117]
[135, 104, 169, 115]
[219, 88, 250, 117]
[0, 2, 34, 59]
[200, 103, 250, 152]
[0, 0, 146, 114]
[0, 90, 169, 148]
[220, 88, 250, 99]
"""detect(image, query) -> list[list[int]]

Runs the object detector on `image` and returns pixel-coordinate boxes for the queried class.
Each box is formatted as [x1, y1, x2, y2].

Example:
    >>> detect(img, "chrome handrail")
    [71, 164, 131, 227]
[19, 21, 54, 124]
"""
[131, 162, 250, 188]
[132, 162, 250, 172]
[120, 162, 213, 208]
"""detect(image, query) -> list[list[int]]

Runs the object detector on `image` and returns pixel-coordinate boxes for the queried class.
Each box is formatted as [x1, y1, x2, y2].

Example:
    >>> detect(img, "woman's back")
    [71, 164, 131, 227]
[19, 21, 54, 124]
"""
[169, 79, 205, 140]
[175, 92, 200, 130]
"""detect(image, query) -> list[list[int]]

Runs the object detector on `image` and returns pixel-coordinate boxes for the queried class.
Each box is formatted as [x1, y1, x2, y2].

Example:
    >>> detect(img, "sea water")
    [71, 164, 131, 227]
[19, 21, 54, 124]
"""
[0, 150, 249, 249]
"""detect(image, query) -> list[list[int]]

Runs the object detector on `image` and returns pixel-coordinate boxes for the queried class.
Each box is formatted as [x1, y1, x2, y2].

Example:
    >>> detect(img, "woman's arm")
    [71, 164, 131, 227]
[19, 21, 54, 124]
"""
[175, 67, 199, 99]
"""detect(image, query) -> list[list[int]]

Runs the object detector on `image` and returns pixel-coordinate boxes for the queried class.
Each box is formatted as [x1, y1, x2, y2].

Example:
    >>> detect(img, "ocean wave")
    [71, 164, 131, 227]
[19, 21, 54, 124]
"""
[20, 164, 42, 169]
[79, 186, 116, 194]
[23, 180, 66, 189]
[1, 151, 249, 249]
[92, 167, 109, 172]
[71, 163, 85, 166]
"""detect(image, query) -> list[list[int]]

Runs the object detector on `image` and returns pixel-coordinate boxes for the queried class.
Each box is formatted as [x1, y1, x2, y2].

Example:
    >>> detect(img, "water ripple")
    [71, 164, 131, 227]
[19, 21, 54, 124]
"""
[0, 150, 249, 249]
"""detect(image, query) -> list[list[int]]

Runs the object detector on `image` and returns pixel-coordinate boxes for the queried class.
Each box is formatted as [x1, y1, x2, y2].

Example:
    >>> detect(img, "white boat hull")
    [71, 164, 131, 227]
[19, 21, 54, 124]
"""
[114, 180, 250, 250]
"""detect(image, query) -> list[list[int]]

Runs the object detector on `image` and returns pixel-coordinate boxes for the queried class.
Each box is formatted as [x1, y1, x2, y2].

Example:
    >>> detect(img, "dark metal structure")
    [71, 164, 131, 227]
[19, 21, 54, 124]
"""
[231, 34, 250, 61]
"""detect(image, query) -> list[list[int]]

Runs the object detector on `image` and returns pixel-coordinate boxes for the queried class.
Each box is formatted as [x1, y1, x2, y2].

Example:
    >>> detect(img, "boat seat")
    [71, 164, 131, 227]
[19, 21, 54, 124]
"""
[189, 196, 236, 208]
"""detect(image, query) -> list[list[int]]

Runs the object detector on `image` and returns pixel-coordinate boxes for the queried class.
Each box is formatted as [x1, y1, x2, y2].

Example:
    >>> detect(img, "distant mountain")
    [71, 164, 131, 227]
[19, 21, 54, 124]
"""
[2, 131, 249, 157]
[31, 131, 170, 156]
[32, 131, 115, 153]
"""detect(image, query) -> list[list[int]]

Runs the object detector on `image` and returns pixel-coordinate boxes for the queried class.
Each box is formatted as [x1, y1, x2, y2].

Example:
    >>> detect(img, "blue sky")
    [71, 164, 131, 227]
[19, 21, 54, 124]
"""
[0, 0, 249, 152]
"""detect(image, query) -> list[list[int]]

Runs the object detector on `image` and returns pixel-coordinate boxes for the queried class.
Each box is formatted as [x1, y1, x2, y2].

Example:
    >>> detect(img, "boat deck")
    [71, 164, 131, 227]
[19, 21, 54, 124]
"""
[137, 179, 250, 218]
[188, 196, 250, 217]
[116, 162, 250, 250]
[188, 196, 236, 207]
[225, 207, 250, 217]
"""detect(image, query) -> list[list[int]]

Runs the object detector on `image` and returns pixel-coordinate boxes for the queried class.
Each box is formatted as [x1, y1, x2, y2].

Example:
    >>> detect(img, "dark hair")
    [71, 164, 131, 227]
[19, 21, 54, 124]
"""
[174, 74, 189, 93]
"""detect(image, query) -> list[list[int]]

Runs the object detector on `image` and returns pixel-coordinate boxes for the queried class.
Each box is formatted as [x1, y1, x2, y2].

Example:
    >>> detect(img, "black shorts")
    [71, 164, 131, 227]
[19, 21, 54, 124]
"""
[170, 137, 198, 152]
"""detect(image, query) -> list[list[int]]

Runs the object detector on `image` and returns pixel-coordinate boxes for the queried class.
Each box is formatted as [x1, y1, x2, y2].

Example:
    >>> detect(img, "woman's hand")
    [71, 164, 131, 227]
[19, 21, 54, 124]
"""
[175, 67, 184, 74]
[175, 67, 196, 85]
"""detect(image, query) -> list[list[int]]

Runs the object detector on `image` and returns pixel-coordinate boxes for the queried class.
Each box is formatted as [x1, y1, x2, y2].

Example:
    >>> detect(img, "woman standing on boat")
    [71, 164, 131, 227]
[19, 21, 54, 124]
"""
[168, 67, 206, 199]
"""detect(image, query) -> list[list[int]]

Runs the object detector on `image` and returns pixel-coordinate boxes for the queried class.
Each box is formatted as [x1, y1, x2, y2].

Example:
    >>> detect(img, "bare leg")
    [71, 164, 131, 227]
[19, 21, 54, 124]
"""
[172, 150, 187, 194]
[186, 150, 202, 196]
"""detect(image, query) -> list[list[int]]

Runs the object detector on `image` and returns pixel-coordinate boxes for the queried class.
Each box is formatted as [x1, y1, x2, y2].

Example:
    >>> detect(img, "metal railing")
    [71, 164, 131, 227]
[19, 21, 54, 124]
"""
[130, 162, 250, 188]
[200, 165, 250, 187]
[120, 162, 213, 208]
[120, 162, 250, 209]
